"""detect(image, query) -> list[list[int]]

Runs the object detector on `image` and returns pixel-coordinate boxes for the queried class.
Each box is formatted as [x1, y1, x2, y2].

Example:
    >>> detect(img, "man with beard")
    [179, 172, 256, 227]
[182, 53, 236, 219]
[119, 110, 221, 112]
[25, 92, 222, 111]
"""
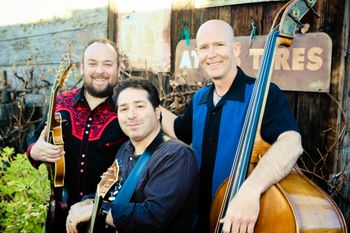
[26, 39, 128, 233]
[66, 78, 197, 233]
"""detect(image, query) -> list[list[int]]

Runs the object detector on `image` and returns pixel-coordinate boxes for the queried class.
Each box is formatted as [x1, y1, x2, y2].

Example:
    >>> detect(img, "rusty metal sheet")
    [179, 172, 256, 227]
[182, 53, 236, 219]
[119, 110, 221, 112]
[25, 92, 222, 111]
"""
[174, 32, 332, 92]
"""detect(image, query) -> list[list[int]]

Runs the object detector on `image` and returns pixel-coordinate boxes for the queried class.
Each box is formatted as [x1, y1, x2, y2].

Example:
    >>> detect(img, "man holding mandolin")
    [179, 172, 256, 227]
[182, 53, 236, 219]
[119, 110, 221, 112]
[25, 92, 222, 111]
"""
[65, 78, 198, 233]
[161, 19, 303, 233]
[26, 39, 127, 233]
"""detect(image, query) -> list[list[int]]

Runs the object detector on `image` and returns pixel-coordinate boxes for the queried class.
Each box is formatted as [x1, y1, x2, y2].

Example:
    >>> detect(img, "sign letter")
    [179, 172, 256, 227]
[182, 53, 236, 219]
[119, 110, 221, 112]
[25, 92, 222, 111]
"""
[180, 50, 192, 69]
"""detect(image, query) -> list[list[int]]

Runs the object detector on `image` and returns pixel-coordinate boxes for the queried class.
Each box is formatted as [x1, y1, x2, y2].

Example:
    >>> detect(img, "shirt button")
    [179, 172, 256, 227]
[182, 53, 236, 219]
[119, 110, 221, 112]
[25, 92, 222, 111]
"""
[80, 192, 83, 196]
[87, 124, 91, 128]
[82, 154, 86, 158]
[80, 169, 84, 173]
[85, 130, 89, 134]
[129, 157, 133, 161]
[81, 162, 84, 165]
[88, 117, 92, 121]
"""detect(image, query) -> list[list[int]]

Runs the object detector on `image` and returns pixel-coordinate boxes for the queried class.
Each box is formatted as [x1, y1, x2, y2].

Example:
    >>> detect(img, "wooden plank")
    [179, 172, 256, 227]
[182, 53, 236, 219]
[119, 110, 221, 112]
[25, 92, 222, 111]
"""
[0, 7, 108, 41]
[0, 4, 109, 91]
[338, 0, 350, 220]
[0, 25, 107, 66]
[261, 2, 285, 34]
[108, 0, 118, 42]
[218, 6, 231, 23]
[201, 6, 219, 22]
[231, 4, 252, 36]
[191, 2, 203, 37]
[0, 63, 82, 92]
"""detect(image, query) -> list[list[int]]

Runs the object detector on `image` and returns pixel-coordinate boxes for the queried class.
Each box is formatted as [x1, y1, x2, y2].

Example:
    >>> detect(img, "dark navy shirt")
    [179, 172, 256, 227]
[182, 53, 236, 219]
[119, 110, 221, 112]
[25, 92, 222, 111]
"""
[174, 67, 299, 233]
[110, 132, 198, 233]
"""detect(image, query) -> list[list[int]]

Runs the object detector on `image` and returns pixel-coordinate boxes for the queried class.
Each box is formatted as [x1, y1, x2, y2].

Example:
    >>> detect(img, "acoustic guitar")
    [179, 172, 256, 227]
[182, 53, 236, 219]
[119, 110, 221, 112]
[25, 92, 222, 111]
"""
[88, 160, 121, 233]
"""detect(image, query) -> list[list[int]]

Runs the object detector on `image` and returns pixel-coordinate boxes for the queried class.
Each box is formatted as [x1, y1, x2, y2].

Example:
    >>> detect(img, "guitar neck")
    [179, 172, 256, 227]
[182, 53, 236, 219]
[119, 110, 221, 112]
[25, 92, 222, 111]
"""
[89, 194, 103, 233]
[88, 160, 120, 232]
[45, 52, 72, 142]
[45, 86, 59, 142]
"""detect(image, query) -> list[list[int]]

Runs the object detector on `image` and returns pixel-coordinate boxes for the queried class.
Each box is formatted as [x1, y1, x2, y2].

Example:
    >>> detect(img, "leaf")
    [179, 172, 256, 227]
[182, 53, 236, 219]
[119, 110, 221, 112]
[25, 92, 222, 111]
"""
[0, 147, 49, 232]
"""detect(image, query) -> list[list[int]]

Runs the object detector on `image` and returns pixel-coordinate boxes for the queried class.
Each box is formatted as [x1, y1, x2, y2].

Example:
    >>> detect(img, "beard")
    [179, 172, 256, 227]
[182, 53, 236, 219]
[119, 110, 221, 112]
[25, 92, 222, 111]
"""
[84, 76, 115, 98]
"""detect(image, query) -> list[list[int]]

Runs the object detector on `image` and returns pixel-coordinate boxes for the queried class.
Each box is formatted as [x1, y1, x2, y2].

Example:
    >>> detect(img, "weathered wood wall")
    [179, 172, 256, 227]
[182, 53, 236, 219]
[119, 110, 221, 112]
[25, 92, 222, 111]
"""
[0, 6, 109, 91]
[171, 0, 349, 223]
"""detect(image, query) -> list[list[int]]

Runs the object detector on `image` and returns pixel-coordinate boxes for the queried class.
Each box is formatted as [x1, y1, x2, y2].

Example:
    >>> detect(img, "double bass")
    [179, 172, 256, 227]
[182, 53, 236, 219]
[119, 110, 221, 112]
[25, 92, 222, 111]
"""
[210, 0, 348, 232]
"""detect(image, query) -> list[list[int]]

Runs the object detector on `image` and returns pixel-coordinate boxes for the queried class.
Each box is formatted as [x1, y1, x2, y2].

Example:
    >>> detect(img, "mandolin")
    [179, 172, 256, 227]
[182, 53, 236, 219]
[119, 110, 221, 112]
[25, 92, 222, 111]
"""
[45, 53, 71, 187]
[88, 160, 121, 233]
[45, 53, 72, 224]
[210, 0, 348, 232]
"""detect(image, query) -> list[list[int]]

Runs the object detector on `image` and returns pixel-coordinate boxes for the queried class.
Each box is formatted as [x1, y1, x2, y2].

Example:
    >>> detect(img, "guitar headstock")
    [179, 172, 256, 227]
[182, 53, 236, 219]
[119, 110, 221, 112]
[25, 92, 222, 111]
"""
[53, 53, 72, 91]
[278, 0, 318, 46]
[97, 160, 120, 198]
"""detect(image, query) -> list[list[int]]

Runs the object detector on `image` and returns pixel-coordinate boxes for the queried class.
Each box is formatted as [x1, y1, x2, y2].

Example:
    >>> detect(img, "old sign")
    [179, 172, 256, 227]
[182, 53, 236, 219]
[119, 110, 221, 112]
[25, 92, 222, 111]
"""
[116, 0, 171, 73]
[174, 32, 332, 92]
[195, 0, 285, 8]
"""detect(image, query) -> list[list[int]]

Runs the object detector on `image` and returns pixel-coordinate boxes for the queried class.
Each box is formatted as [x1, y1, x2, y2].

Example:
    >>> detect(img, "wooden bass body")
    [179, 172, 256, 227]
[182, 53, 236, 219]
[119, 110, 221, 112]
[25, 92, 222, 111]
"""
[210, 140, 348, 233]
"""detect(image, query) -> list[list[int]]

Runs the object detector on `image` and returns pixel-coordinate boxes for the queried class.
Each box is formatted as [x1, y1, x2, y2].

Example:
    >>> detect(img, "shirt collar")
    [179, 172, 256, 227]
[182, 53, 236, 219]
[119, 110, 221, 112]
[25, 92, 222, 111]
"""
[199, 67, 249, 104]
[73, 87, 86, 106]
[125, 129, 164, 156]
[73, 86, 115, 110]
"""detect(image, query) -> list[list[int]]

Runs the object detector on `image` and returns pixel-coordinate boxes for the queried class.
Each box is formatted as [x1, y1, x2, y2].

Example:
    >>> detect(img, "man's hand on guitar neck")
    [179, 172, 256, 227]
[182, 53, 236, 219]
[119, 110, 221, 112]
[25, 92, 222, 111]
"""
[66, 199, 94, 233]
[29, 126, 65, 163]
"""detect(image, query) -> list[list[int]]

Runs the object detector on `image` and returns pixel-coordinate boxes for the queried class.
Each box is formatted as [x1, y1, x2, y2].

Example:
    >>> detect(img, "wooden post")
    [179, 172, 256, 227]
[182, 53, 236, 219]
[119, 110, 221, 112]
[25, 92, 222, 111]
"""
[107, 0, 118, 42]
[338, 0, 350, 226]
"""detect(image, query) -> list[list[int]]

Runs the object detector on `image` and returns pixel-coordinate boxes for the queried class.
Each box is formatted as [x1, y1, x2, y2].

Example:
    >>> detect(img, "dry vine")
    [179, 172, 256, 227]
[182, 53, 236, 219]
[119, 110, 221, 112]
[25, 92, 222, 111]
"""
[297, 93, 349, 198]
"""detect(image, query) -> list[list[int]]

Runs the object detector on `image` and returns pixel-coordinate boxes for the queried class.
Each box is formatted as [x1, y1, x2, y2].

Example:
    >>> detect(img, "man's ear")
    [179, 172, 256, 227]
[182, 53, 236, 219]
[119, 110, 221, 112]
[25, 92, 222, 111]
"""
[195, 47, 199, 54]
[233, 42, 241, 58]
[155, 106, 161, 120]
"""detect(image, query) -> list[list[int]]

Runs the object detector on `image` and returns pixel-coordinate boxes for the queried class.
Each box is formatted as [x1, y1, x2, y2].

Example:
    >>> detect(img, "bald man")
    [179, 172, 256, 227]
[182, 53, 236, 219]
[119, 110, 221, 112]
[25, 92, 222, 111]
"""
[161, 20, 302, 233]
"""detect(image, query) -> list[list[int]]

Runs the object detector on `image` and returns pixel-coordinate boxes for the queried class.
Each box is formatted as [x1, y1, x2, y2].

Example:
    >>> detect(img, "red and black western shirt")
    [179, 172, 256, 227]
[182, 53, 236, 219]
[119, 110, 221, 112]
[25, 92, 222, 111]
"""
[27, 88, 127, 206]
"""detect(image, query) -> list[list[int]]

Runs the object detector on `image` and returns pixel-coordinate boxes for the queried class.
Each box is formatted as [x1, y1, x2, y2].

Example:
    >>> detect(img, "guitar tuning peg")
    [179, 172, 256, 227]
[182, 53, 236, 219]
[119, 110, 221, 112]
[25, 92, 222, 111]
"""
[300, 23, 310, 34]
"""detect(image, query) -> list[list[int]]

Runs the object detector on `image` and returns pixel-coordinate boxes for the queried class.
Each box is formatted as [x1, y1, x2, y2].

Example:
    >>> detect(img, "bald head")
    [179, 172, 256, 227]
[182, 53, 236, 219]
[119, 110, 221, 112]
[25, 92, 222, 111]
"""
[195, 19, 240, 81]
[196, 19, 235, 42]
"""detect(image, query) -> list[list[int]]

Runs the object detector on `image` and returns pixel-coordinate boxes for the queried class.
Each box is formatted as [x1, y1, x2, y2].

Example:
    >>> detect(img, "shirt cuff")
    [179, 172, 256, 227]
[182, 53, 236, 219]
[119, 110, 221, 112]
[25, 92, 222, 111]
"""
[26, 143, 42, 168]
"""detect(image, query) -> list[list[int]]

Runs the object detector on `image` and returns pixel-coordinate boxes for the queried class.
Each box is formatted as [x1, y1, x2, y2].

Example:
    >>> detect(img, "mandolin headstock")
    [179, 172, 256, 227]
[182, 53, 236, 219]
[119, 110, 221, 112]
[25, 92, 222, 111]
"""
[278, 0, 318, 46]
[52, 53, 72, 92]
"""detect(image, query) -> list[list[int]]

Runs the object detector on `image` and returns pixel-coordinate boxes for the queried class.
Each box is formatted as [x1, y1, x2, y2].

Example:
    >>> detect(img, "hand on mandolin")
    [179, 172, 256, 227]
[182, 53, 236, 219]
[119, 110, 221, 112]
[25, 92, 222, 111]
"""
[66, 198, 94, 233]
[219, 184, 260, 233]
[30, 126, 65, 163]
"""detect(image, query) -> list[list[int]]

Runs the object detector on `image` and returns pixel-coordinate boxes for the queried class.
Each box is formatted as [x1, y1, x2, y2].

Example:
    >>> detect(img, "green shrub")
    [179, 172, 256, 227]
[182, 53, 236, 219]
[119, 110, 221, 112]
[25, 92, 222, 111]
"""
[0, 147, 49, 233]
